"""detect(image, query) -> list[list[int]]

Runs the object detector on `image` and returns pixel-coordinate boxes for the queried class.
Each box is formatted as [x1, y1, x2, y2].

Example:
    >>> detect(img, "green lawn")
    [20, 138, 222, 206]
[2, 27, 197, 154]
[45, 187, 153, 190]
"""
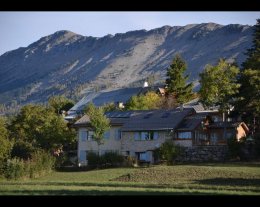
[0, 162, 260, 195]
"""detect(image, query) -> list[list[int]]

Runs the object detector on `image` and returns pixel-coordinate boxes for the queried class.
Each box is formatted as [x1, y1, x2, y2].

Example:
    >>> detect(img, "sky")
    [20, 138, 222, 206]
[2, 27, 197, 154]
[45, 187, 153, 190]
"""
[0, 12, 259, 55]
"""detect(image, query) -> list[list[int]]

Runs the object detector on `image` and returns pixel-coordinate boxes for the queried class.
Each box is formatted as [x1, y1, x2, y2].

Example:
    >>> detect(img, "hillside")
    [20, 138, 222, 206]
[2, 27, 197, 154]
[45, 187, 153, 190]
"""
[0, 23, 253, 111]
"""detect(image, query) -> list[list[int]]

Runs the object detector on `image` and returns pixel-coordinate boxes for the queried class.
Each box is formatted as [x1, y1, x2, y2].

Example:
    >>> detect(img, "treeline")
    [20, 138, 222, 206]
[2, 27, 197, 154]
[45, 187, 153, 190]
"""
[0, 96, 76, 180]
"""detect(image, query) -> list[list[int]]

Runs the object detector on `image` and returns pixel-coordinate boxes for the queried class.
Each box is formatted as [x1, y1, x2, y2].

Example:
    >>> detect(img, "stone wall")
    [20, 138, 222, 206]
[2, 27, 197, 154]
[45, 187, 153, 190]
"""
[176, 146, 229, 162]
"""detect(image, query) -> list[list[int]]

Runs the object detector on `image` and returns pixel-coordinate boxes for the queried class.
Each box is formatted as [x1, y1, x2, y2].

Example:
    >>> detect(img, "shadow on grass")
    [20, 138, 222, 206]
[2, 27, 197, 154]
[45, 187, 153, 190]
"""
[0, 188, 214, 195]
[195, 178, 260, 187]
[182, 162, 260, 168]
[2, 180, 260, 193]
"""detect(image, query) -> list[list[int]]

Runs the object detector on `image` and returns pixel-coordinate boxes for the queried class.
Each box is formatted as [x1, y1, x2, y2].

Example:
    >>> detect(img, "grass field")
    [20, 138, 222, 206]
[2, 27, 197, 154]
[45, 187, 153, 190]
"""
[0, 162, 260, 195]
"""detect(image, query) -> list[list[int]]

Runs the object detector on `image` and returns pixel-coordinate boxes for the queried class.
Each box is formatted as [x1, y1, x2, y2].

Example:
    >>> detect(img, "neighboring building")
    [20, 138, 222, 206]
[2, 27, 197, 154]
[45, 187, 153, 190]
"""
[65, 83, 166, 121]
[73, 108, 249, 166]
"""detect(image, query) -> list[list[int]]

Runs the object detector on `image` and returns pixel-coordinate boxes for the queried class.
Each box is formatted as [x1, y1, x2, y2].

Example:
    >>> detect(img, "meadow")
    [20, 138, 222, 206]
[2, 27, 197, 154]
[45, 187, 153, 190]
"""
[0, 162, 259, 195]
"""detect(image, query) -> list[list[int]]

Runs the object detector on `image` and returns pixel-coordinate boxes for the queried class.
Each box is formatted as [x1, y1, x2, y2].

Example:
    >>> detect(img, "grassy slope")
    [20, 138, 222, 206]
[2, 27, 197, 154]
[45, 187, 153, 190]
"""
[0, 163, 259, 195]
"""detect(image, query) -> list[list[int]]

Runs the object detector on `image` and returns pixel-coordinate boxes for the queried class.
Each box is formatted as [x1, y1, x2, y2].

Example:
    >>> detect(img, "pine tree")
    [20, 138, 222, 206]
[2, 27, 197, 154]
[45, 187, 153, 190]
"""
[236, 19, 260, 135]
[242, 19, 260, 70]
[165, 54, 193, 105]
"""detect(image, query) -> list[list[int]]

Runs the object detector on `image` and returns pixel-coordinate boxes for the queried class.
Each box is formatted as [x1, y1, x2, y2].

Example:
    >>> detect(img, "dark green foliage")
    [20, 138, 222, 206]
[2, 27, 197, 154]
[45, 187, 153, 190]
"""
[157, 141, 183, 165]
[101, 152, 124, 166]
[11, 140, 36, 160]
[86, 152, 100, 166]
[8, 104, 76, 151]
[165, 54, 194, 104]
[254, 133, 260, 157]
[227, 137, 245, 160]
[242, 19, 260, 70]
[48, 95, 75, 114]
[87, 151, 124, 168]
[0, 117, 12, 165]
[199, 59, 240, 113]
[235, 19, 260, 134]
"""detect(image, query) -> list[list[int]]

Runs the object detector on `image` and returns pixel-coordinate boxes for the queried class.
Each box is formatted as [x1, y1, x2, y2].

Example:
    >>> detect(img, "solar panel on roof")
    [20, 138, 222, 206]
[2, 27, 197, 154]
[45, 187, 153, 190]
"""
[143, 113, 153, 119]
[161, 112, 170, 118]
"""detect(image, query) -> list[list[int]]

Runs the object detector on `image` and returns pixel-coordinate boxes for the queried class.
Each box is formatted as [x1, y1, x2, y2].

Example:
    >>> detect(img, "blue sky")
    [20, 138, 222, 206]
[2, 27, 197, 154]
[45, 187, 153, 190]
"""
[0, 12, 259, 55]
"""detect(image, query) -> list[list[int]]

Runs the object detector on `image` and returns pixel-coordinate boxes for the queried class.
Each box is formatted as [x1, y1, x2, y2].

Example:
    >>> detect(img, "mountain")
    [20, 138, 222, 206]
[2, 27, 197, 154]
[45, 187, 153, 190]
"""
[0, 23, 253, 111]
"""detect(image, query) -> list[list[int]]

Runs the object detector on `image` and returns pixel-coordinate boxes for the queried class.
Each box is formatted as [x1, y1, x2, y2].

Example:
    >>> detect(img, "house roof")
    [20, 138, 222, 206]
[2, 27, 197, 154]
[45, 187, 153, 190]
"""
[207, 122, 249, 131]
[121, 108, 194, 131]
[74, 110, 136, 127]
[176, 113, 208, 131]
[181, 98, 219, 113]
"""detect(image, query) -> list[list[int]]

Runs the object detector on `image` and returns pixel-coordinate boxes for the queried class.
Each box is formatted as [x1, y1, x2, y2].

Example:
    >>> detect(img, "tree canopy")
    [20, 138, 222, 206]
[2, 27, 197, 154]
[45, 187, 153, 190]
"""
[199, 59, 240, 113]
[85, 103, 110, 146]
[8, 104, 76, 151]
[48, 95, 75, 115]
[0, 117, 12, 163]
[125, 91, 161, 110]
[165, 54, 193, 104]
[235, 19, 260, 133]
[242, 19, 260, 70]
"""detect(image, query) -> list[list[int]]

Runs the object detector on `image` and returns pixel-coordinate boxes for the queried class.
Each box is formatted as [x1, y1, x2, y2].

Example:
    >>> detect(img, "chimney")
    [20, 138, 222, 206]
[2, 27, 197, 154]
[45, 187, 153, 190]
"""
[180, 104, 184, 111]
[143, 81, 149, 88]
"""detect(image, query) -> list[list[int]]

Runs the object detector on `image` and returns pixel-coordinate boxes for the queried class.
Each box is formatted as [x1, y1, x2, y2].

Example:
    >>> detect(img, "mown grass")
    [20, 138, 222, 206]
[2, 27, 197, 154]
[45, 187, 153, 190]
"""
[0, 162, 259, 195]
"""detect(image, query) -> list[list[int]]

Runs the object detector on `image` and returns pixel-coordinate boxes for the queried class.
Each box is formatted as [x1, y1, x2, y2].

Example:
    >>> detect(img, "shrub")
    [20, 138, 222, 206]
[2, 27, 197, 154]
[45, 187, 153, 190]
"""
[102, 152, 124, 167]
[87, 152, 100, 166]
[4, 158, 26, 180]
[11, 140, 36, 160]
[227, 136, 246, 160]
[158, 141, 183, 165]
[254, 133, 260, 157]
[3, 150, 55, 180]
[86, 151, 124, 168]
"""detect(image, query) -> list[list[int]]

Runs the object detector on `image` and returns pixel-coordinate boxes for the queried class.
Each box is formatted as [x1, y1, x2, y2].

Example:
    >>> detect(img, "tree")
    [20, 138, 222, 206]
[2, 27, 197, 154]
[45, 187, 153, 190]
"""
[85, 103, 110, 153]
[125, 91, 161, 110]
[165, 54, 194, 105]
[199, 59, 240, 139]
[235, 19, 260, 135]
[242, 19, 260, 70]
[0, 117, 12, 164]
[48, 95, 75, 115]
[8, 104, 76, 152]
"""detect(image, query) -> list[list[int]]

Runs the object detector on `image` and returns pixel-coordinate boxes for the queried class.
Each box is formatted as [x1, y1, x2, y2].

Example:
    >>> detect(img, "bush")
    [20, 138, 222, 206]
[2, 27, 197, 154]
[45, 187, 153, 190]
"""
[11, 140, 36, 160]
[158, 141, 183, 165]
[227, 136, 245, 160]
[4, 158, 25, 180]
[254, 133, 260, 157]
[86, 151, 124, 168]
[102, 152, 124, 167]
[87, 152, 100, 166]
[3, 150, 55, 180]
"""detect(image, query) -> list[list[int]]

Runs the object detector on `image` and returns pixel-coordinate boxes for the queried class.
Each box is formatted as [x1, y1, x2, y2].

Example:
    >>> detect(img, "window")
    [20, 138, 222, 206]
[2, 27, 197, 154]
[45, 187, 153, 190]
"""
[87, 131, 94, 140]
[134, 131, 160, 141]
[141, 132, 149, 140]
[104, 130, 110, 139]
[178, 132, 192, 139]
[115, 129, 121, 140]
[134, 132, 140, 140]
[153, 132, 159, 140]
[136, 152, 147, 161]
[139, 152, 147, 161]
[79, 150, 86, 162]
[79, 130, 87, 142]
